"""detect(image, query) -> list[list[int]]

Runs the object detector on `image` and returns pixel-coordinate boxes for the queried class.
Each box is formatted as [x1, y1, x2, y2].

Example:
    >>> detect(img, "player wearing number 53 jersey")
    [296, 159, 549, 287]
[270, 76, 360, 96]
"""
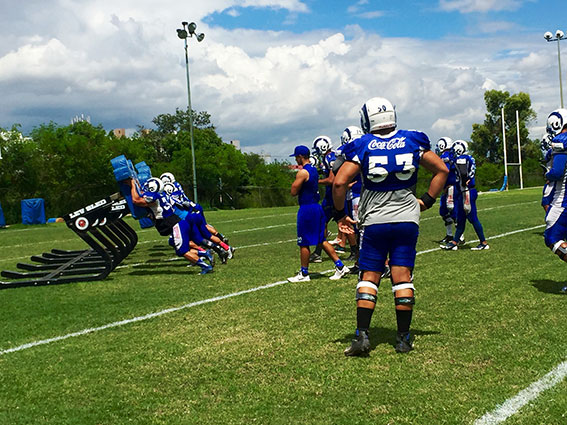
[333, 97, 448, 356]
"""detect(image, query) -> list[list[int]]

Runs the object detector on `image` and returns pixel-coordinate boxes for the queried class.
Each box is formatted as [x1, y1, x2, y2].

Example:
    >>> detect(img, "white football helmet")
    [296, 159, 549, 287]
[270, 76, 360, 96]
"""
[312, 135, 332, 155]
[453, 140, 468, 156]
[541, 133, 553, 155]
[436, 137, 453, 154]
[309, 155, 320, 168]
[546, 109, 567, 137]
[160, 172, 176, 184]
[359, 97, 397, 133]
[143, 177, 164, 194]
[163, 182, 175, 195]
[340, 126, 364, 145]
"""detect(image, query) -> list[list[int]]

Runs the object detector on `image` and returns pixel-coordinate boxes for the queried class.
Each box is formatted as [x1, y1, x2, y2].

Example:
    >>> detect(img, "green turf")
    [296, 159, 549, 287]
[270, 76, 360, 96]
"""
[1, 188, 566, 424]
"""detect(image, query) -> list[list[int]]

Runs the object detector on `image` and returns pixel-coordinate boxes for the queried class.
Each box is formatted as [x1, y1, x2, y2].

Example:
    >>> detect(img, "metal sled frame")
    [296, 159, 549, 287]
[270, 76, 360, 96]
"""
[1, 195, 138, 289]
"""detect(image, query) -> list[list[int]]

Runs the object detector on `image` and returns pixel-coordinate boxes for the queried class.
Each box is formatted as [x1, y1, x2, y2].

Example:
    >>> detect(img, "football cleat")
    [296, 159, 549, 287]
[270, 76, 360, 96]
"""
[227, 247, 234, 260]
[329, 265, 350, 280]
[440, 241, 458, 251]
[219, 249, 229, 264]
[440, 235, 453, 243]
[288, 272, 310, 283]
[335, 246, 346, 254]
[344, 329, 370, 356]
[345, 253, 357, 262]
[458, 234, 466, 245]
[349, 264, 360, 275]
[199, 264, 214, 275]
[471, 243, 490, 251]
[328, 238, 341, 246]
[309, 253, 322, 263]
[395, 332, 413, 353]
[381, 265, 391, 279]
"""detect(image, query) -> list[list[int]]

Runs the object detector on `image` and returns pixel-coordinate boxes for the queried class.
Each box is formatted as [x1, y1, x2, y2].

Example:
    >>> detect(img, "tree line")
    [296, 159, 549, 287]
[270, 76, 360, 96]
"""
[0, 109, 296, 224]
[0, 90, 546, 225]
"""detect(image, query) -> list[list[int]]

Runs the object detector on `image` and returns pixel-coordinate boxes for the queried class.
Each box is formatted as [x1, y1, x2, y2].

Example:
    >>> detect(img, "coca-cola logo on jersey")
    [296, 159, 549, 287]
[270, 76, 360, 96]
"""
[368, 137, 406, 150]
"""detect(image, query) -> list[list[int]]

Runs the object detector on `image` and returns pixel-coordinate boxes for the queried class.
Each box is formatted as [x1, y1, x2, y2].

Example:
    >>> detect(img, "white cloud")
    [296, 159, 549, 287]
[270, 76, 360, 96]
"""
[0, 0, 561, 160]
[439, 0, 523, 13]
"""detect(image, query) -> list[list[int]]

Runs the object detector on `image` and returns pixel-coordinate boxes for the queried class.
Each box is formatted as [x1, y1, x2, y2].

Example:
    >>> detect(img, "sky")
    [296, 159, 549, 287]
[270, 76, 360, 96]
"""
[1, 0, 567, 160]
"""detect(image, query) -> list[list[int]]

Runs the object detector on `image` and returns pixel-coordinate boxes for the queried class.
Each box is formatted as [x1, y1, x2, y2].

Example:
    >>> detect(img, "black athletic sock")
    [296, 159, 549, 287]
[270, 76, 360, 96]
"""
[314, 243, 322, 256]
[356, 307, 374, 330]
[395, 309, 413, 334]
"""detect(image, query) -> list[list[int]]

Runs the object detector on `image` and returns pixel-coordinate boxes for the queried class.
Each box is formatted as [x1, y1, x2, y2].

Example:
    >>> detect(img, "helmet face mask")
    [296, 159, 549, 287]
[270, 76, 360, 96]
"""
[341, 126, 364, 145]
[359, 97, 397, 133]
[546, 109, 567, 137]
[160, 172, 176, 184]
[312, 135, 332, 155]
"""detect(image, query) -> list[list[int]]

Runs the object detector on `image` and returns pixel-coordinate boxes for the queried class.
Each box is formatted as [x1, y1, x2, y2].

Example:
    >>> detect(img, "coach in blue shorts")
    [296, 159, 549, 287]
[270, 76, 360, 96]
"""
[287, 145, 349, 282]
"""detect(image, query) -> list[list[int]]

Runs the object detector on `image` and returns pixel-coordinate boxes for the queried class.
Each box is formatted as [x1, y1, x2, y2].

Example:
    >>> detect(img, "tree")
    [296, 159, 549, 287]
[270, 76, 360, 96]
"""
[470, 90, 536, 164]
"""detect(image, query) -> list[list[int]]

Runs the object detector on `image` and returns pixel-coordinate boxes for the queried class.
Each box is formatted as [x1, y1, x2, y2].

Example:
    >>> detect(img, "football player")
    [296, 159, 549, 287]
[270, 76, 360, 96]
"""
[436, 137, 459, 243]
[333, 97, 448, 355]
[309, 135, 341, 262]
[162, 181, 231, 264]
[542, 108, 567, 268]
[440, 140, 489, 251]
[160, 172, 234, 257]
[287, 145, 349, 282]
[541, 133, 555, 213]
[127, 177, 213, 274]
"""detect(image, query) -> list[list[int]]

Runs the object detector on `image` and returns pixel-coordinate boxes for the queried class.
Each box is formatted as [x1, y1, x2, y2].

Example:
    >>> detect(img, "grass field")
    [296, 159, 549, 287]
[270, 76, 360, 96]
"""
[1, 187, 566, 424]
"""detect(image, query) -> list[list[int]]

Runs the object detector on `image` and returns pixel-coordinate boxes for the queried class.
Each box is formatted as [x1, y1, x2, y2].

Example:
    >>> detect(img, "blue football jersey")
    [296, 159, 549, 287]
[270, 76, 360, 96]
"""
[298, 163, 321, 205]
[440, 150, 457, 187]
[454, 154, 476, 189]
[322, 151, 337, 201]
[342, 130, 431, 192]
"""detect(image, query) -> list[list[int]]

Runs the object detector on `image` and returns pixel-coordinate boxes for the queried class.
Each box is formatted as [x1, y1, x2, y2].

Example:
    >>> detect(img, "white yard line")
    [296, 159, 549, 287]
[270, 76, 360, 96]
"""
[0, 223, 544, 356]
[474, 360, 567, 424]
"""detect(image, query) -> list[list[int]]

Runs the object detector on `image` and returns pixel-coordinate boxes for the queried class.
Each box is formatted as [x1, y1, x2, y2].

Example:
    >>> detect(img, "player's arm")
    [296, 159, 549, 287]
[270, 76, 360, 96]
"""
[318, 169, 335, 186]
[290, 169, 309, 196]
[126, 178, 153, 207]
[418, 150, 449, 211]
[333, 161, 360, 233]
[546, 153, 567, 181]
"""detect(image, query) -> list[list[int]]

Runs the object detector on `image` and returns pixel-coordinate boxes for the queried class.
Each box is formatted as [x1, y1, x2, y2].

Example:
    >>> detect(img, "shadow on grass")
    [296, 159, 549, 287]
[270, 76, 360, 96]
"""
[334, 326, 440, 355]
[531, 279, 567, 295]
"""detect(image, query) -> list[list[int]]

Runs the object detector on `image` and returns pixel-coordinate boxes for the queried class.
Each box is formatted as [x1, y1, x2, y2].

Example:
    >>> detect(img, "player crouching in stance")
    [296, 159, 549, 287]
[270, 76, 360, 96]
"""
[127, 177, 213, 275]
[333, 97, 448, 355]
[543, 109, 567, 277]
[288, 145, 349, 282]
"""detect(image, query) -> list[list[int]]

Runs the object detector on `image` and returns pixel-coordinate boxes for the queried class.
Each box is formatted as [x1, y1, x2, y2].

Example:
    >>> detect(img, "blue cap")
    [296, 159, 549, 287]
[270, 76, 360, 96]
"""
[290, 145, 310, 157]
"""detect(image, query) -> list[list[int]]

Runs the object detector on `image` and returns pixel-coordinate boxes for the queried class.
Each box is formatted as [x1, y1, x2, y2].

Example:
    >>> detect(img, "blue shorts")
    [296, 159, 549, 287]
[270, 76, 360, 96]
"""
[172, 220, 191, 256]
[358, 222, 419, 272]
[544, 206, 567, 247]
[186, 212, 212, 244]
[297, 204, 326, 247]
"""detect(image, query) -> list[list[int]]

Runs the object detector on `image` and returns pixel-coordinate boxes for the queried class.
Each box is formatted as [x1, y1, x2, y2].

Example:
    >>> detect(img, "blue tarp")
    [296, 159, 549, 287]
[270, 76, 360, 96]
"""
[0, 202, 5, 227]
[21, 198, 46, 225]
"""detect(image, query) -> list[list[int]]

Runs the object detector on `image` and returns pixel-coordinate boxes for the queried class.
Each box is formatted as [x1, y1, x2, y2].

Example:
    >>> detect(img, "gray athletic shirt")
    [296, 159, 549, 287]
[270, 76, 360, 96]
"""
[358, 186, 420, 226]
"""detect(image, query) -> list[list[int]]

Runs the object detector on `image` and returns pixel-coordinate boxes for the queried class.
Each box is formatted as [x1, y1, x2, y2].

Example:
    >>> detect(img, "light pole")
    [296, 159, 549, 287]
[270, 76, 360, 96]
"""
[544, 29, 565, 108]
[177, 21, 205, 203]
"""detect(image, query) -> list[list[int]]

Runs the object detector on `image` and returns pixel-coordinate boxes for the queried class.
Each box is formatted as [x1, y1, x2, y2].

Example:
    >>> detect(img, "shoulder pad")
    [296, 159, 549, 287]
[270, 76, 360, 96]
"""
[551, 141, 567, 153]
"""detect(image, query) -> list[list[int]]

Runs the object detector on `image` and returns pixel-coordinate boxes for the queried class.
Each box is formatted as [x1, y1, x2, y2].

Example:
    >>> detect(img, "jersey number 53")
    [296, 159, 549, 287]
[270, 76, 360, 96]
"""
[367, 153, 416, 183]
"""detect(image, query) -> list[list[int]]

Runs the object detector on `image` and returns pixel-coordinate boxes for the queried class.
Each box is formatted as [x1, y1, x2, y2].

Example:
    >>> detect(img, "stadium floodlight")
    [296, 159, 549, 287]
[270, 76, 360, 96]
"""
[544, 29, 566, 108]
[176, 21, 205, 203]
